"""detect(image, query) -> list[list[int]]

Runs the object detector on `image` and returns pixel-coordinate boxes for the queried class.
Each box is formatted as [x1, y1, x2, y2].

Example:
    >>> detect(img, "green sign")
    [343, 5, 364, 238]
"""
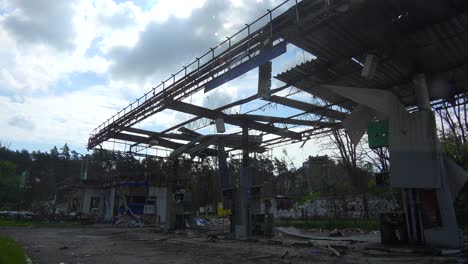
[368, 120, 389, 149]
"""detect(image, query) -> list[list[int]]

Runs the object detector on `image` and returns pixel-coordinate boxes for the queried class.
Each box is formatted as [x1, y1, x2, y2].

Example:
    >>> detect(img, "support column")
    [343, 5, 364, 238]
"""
[413, 74, 463, 248]
[165, 159, 178, 230]
[235, 127, 250, 239]
[322, 84, 463, 248]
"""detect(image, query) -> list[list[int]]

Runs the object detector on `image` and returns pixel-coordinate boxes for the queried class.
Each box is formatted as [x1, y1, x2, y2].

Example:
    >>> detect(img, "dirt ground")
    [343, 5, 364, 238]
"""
[1, 226, 466, 264]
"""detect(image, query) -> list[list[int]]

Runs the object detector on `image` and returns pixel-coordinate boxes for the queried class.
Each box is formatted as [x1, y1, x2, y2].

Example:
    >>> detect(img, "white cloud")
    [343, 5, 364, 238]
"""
[0, 85, 128, 148]
[0, 0, 112, 93]
[149, 0, 206, 22]
[8, 114, 34, 130]
[0, 0, 327, 164]
[2, 0, 77, 51]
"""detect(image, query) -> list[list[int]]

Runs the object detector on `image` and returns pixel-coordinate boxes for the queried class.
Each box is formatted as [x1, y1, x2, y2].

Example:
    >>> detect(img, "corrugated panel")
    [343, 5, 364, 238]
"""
[276, 6, 468, 108]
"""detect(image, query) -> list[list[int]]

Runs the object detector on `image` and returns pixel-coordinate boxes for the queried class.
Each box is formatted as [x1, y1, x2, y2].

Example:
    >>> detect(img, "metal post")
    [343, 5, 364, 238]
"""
[407, 189, 419, 246]
[267, 9, 273, 37]
[196, 58, 200, 79]
[242, 126, 249, 167]
[165, 159, 178, 230]
[401, 189, 413, 247]
[295, 0, 300, 23]
[246, 24, 251, 58]
[227, 37, 231, 69]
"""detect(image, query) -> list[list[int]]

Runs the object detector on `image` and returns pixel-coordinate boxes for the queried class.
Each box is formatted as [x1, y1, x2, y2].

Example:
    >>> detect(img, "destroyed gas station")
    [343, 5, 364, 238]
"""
[1, 0, 468, 262]
[82, 0, 468, 250]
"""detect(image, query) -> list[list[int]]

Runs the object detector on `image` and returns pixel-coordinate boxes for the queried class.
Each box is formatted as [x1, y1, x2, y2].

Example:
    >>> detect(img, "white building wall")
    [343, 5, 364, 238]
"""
[149, 187, 167, 223]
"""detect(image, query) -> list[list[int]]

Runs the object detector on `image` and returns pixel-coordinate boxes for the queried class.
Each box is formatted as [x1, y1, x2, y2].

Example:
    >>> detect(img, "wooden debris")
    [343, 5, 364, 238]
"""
[292, 241, 314, 247]
[327, 245, 341, 256]
[362, 250, 389, 256]
[280, 249, 289, 259]
[266, 239, 283, 245]
[315, 245, 341, 257]
[154, 236, 171, 242]
[362, 247, 417, 257]
[310, 240, 349, 250]
[244, 255, 274, 260]
[363, 247, 391, 253]
[274, 227, 367, 242]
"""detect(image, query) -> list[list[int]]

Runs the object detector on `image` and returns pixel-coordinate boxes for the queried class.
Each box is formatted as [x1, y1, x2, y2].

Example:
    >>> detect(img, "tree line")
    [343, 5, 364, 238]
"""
[0, 142, 377, 211]
[0, 97, 466, 212]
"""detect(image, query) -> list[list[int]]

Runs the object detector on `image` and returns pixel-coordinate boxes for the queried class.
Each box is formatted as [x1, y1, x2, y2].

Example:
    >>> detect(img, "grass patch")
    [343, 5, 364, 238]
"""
[0, 236, 29, 264]
[0, 219, 80, 228]
[274, 218, 380, 231]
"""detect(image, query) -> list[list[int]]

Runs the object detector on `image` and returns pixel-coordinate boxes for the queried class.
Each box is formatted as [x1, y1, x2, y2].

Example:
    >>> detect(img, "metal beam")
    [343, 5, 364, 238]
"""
[88, 1, 295, 149]
[265, 95, 348, 121]
[160, 84, 290, 134]
[238, 114, 338, 127]
[166, 100, 302, 140]
[121, 127, 194, 141]
[123, 126, 263, 150]
[178, 127, 201, 137]
[112, 132, 217, 156]
[170, 136, 216, 159]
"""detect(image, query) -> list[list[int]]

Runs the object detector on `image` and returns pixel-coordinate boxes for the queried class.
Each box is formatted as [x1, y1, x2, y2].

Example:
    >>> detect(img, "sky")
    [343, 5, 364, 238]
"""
[0, 0, 330, 166]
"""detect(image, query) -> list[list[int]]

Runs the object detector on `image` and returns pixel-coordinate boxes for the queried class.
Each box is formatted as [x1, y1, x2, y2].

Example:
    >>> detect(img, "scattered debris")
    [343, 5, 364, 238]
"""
[205, 237, 216, 242]
[195, 218, 213, 227]
[329, 229, 343, 237]
[364, 246, 391, 253]
[266, 239, 283, 245]
[0, 211, 35, 220]
[292, 241, 314, 247]
[127, 219, 144, 227]
[113, 196, 144, 227]
[433, 249, 461, 256]
[274, 227, 368, 242]
[244, 255, 274, 260]
[280, 249, 289, 258]
[154, 236, 171, 242]
[313, 245, 341, 257]
[362, 247, 417, 257]
[345, 228, 364, 233]
[310, 248, 321, 254]
[327, 245, 341, 256]
[362, 249, 389, 256]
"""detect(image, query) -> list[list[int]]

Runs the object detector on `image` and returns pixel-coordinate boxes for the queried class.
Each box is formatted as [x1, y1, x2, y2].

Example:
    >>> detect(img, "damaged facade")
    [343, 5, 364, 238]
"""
[68, 178, 168, 224]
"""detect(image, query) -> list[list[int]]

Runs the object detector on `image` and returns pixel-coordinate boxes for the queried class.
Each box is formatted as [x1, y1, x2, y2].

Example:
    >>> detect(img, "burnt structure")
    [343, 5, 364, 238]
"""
[88, 0, 468, 248]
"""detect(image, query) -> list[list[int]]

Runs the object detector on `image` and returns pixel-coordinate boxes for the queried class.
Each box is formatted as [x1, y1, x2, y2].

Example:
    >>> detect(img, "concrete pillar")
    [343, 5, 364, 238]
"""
[413, 74, 431, 111]
[235, 127, 250, 240]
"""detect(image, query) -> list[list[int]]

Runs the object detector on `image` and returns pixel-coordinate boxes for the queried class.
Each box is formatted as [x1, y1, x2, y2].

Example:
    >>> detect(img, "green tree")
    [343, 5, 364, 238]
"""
[0, 161, 21, 208]
[71, 150, 80, 160]
[60, 144, 71, 160]
[50, 146, 59, 158]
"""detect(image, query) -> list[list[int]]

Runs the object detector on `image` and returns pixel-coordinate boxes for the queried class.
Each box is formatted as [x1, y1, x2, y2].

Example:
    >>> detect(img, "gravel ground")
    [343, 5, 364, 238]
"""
[0, 226, 465, 264]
